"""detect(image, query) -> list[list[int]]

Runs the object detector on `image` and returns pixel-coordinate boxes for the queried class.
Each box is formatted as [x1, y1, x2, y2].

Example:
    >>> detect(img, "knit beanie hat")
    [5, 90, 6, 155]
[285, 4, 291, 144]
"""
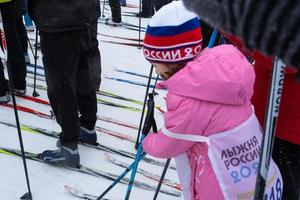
[143, 1, 202, 64]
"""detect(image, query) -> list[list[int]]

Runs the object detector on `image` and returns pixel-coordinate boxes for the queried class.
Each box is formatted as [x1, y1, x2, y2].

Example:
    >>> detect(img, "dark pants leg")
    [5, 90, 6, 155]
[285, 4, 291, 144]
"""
[142, 0, 154, 16]
[0, 61, 8, 96]
[40, 32, 97, 144]
[89, 22, 101, 90]
[0, 2, 26, 90]
[154, 0, 172, 11]
[16, 16, 28, 54]
[109, 0, 121, 23]
[273, 138, 300, 200]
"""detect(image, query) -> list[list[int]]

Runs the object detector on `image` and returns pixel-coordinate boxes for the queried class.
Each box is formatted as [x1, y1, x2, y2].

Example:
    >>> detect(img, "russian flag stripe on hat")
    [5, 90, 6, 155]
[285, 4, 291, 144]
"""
[146, 17, 200, 37]
[144, 28, 202, 48]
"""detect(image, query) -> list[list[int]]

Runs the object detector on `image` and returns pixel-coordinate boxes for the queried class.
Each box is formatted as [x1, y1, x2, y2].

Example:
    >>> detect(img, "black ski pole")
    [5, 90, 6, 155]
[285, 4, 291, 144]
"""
[135, 64, 154, 149]
[153, 158, 171, 200]
[254, 57, 285, 199]
[0, 11, 33, 200]
[32, 29, 39, 97]
[137, 0, 142, 47]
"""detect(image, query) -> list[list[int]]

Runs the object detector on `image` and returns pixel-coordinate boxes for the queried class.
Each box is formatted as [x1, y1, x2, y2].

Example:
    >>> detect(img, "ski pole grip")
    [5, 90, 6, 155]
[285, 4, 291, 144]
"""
[142, 93, 155, 135]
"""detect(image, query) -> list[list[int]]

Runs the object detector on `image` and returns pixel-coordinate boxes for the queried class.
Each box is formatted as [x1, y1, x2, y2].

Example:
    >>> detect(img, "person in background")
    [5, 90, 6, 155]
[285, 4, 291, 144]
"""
[251, 54, 300, 200]
[141, 1, 282, 199]
[181, 0, 300, 74]
[107, 0, 122, 25]
[90, 18, 102, 90]
[0, 0, 27, 104]
[28, 0, 100, 167]
[136, 0, 154, 18]
[16, 0, 30, 64]
[136, 0, 172, 18]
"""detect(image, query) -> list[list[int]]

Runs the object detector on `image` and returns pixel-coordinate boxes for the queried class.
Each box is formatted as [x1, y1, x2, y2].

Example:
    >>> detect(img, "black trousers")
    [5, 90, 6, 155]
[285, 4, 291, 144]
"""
[0, 1, 26, 92]
[40, 31, 97, 144]
[108, 0, 121, 23]
[273, 137, 300, 200]
[89, 21, 102, 90]
[16, 16, 28, 54]
[154, 0, 172, 11]
[141, 0, 154, 16]
[141, 0, 172, 15]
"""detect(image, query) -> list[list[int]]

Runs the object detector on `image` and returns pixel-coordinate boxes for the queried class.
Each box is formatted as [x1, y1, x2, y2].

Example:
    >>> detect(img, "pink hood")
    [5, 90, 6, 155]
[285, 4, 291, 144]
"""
[157, 44, 255, 105]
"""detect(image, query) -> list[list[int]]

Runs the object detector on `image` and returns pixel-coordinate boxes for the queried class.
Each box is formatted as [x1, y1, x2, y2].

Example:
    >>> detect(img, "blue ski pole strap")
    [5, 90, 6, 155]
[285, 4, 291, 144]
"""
[141, 93, 157, 136]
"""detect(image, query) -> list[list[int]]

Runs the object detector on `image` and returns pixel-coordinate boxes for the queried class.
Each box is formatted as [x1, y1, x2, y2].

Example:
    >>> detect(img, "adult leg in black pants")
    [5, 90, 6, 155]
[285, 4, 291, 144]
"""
[89, 21, 102, 90]
[0, 1, 27, 95]
[154, 0, 172, 11]
[136, 0, 154, 18]
[108, 0, 121, 23]
[40, 31, 97, 167]
[16, 16, 30, 64]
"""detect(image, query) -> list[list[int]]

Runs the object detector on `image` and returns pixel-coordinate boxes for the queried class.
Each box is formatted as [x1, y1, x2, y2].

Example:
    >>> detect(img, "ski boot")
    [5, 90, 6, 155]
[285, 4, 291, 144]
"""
[79, 126, 97, 145]
[40, 142, 80, 168]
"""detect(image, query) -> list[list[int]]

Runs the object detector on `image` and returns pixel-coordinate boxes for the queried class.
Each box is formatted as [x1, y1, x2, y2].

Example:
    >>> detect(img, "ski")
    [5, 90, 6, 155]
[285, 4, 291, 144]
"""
[254, 58, 286, 199]
[16, 91, 140, 130]
[26, 74, 165, 113]
[65, 185, 106, 200]
[26, 73, 145, 106]
[121, 13, 138, 18]
[99, 17, 146, 30]
[115, 68, 162, 80]
[26, 82, 142, 112]
[98, 20, 145, 32]
[0, 103, 136, 142]
[99, 0, 138, 8]
[0, 120, 176, 170]
[105, 77, 155, 88]
[18, 94, 50, 105]
[27, 62, 43, 70]
[96, 126, 135, 143]
[97, 116, 138, 130]
[0, 103, 54, 119]
[104, 153, 181, 191]
[121, 3, 138, 8]
[98, 33, 143, 42]
[101, 40, 143, 47]
[0, 146, 180, 196]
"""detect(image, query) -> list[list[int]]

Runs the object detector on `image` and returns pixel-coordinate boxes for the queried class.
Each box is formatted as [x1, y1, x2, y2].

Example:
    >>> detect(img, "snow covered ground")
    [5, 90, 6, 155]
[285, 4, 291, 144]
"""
[0, 1, 182, 199]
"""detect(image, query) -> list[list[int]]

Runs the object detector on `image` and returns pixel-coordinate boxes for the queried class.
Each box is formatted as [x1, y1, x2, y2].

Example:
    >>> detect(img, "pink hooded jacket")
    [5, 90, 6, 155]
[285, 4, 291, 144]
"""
[142, 44, 255, 200]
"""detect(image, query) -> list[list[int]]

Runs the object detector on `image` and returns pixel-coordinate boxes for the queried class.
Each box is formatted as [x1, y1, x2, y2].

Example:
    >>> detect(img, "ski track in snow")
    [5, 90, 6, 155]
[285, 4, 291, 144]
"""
[0, 1, 180, 199]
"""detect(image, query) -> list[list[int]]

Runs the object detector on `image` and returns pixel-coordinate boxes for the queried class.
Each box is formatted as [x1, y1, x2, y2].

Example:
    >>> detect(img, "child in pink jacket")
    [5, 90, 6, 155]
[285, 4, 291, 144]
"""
[142, 1, 283, 200]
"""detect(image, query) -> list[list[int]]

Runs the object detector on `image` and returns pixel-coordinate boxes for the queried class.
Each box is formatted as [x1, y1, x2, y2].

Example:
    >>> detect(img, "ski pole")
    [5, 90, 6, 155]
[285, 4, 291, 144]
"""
[254, 57, 285, 199]
[97, 93, 156, 199]
[137, 0, 142, 47]
[153, 158, 171, 200]
[208, 29, 218, 48]
[96, 152, 147, 199]
[125, 93, 156, 199]
[32, 29, 39, 97]
[135, 64, 154, 149]
[101, 0, 106, 18]
[0, 10, 32, 200]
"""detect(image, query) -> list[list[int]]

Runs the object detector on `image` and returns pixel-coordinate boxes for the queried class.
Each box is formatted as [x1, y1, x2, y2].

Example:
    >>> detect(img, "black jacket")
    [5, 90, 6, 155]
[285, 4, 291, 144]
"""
[27, 0, 100, 33]
[183, 0, 300, 71]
